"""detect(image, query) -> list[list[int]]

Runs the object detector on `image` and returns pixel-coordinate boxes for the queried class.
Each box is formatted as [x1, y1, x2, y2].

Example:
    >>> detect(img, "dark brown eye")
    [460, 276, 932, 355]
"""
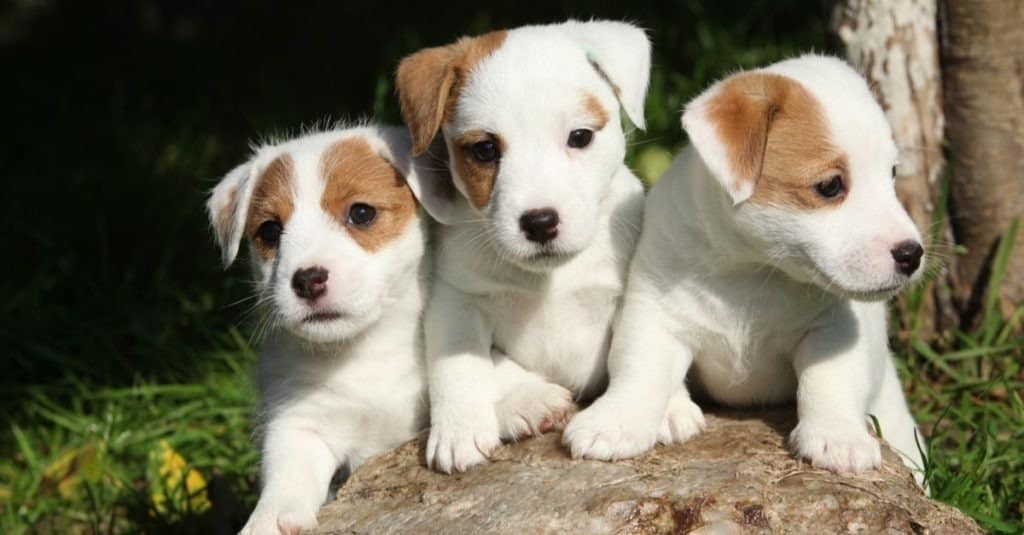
[470, 140, 499, 162]
[891, 165, 897, 179]
[257, 220, 283, 246]
[567, 129, 594, 149]
[815, 174, 845, 199]
[347, 203, 377, 226]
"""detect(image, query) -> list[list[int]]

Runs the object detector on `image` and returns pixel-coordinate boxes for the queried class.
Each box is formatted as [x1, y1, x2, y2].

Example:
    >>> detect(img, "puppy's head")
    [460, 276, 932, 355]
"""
[682, 55, 924, 300]
[396, 20, 650, 272]
[207, 126, 427, 342]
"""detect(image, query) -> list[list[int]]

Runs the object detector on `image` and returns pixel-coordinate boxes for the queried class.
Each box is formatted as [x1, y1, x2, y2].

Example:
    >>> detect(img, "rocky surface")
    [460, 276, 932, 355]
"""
[314, 408, 981, 534]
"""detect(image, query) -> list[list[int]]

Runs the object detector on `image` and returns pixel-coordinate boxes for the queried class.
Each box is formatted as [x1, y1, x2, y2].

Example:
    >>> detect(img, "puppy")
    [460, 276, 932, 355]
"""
[395, 20, 649, 473]
[206, 125, 430, 534]
[565, 55, 927, 482]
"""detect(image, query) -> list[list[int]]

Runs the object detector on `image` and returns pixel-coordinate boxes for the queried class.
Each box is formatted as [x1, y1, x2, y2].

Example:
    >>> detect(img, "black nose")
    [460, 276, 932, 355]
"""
[292, 266, 329, 300]
[519, 208, 560, 244]
[891, 241, 924, 276]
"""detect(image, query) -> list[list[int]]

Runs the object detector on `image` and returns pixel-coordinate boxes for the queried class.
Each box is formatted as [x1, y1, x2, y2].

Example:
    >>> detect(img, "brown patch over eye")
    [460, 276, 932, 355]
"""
[320, 137, 417, 251]
[453, 130, 504, 209]
[582, 91, 609, 131]
[705, 72, 848, 209]
[245, 155, 295, 260]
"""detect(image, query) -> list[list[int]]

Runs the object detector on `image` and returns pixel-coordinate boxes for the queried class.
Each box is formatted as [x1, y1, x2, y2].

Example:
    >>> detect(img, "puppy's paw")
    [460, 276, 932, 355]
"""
[239, 499, 318, 535]
[790, 420, 882, 473]
[426, 409, 500, 474]
[562, 397, 659, 461]
[496, 381, 576, 440]
[657, 390, 706, 445]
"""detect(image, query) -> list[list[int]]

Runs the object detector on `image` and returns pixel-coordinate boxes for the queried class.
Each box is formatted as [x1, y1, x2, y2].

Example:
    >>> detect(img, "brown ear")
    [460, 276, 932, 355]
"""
[396, 31, 508, 155]
[396, 45, 460, 155]
[682, 73, 786, 203]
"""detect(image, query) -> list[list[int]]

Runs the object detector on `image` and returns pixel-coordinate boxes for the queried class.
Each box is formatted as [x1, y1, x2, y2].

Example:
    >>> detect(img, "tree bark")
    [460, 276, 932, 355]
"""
[831, 0, 953, 335]
[940, 0, 1024, 326]
[315, 410, 982, 534]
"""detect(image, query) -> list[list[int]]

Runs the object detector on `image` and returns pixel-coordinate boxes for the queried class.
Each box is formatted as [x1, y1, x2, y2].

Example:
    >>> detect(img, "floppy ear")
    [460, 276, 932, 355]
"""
[396, 31, 508, 155]
[681, 72, 778, 205]
[562, 20, 651, 130]
[206, 160, 257, 267]
[374, 126, 473, 225]
[395, 45, 460, 155]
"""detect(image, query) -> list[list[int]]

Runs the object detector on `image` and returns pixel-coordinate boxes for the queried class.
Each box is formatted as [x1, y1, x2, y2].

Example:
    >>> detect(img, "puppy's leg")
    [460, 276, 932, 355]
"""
[564, 288, 701, 460]
[424, 281, 501, 474]
[492, 353, 576, 440]
[790, 305, 882, 473]
[869, 356, 927, 487]
[240, 426, 339, 535]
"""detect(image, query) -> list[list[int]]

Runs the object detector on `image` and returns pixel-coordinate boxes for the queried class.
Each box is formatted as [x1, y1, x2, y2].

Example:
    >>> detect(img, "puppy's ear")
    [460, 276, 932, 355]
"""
[682, 72, 780, 205]
[206, 160, 257, 268]
[562, 20, 651, 130]
[375, 125, 472, 225]
[396, 45, 460, 155]
[395, 31, 508, 155]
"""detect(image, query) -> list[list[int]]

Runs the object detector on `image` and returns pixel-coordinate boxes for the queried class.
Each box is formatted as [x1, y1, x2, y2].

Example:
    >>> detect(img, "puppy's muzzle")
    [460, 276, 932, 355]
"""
[519, 208, 560, 244]
[890, 241, 924, 276]
[292, 266, 329, 301]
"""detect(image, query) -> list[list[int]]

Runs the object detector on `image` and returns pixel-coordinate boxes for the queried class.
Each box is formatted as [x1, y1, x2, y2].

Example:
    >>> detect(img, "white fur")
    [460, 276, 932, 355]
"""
[565, 56, 927, 485]
[404, 20, 648, 473]
[206, 125, 429, 534]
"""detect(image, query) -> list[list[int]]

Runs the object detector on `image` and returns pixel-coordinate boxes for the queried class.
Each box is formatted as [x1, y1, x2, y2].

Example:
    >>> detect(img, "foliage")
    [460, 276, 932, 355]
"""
[0, 1, 1019, 533]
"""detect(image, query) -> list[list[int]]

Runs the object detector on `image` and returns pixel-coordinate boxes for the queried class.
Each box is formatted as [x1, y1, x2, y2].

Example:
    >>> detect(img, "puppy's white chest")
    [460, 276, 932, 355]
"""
[674, 273, 825, 405]
[486, 279, 621, 398]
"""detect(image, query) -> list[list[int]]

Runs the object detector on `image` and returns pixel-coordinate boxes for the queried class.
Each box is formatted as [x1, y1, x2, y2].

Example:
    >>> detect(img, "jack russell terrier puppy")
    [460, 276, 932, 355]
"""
[565, 55, 926, 482]
[207, 125, 431, 534]
[395, 20, 649, 473]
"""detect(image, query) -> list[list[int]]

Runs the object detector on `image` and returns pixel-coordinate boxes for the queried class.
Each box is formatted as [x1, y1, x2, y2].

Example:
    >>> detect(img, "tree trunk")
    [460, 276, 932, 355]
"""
[830, 0, 953, 336]
[939, 0, 1024, 327]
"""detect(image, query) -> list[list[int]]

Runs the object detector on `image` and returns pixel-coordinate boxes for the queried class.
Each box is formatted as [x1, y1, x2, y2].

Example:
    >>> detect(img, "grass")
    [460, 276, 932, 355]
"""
[3, 204, 1022, 535]
[2, 2, 1020, 533]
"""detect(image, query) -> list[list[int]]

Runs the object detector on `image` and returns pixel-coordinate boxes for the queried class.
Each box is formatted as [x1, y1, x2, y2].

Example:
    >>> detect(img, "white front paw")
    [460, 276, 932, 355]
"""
[562, 396, 660, 461]
[657, 390, 706, 445]
[239, 498, 318, 535]
[790, 419, 882, 473]
[496, 381, 576, 440]
[426, 407, 500, 474]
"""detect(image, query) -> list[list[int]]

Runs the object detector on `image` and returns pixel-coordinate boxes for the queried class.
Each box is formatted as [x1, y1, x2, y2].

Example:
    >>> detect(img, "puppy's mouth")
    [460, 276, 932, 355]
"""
[302, 310, 345, 323]
[833, 284, 904, 301]
[516, 247, 576, 270]
[810, 267, 906, 301]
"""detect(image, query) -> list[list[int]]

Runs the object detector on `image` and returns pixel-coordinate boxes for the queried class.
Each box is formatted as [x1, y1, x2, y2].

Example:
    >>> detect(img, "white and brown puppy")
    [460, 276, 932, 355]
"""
[396, 20, 648, 473]
[206, 125, 430, 534]
[565, 55, 926, 482]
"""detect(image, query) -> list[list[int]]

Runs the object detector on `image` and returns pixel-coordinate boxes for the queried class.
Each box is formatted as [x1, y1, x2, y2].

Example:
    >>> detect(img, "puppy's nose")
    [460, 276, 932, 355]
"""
[891, 241, 924, 276]
[292, 266, 329, 300]
[519, 208, 560, 244]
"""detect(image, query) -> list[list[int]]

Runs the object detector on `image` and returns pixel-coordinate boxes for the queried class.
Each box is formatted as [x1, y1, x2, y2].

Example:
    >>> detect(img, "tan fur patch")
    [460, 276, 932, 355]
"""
[320, 138, 418, 251]
[451, 130, 504, 209]
[245, 155, 294, 260]
[706, 73, 847, 209]
[396, 30, 508, 154]
[582, 91, 610, 130]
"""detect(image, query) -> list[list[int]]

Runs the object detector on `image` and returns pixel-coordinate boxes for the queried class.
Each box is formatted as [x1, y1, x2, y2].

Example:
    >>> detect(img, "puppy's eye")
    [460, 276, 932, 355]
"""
[347, 203, 377, 227]
[470, 140, 499, 163]
[815, 174, 845, 199]
[257, 220, 283, 246]
[567, 129, 594, 149]
[891, 165, 897, 179]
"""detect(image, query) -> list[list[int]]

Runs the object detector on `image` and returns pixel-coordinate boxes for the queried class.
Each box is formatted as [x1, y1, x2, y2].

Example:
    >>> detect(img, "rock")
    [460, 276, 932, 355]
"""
[314, 408, 981, 534]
